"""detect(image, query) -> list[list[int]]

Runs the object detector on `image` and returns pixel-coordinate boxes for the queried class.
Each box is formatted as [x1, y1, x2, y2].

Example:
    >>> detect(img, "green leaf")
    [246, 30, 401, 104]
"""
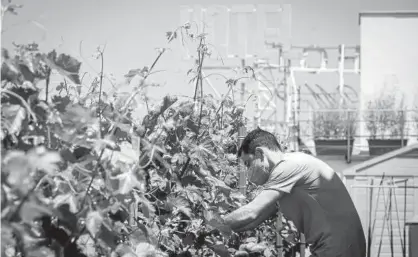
[230, 190, 246, 201]
[244, 237, 258, 244]
[203, 210, 232, 238]
[31, 147, 62, 174]
[184, 185, 203, 202]
[234, 250, 249, 257]
[1, 104, 25, 134]
[122, 253, 137, 257]
[135, 194, 156, 219]
[166, 31, 177, 42]
[124, 67, 148, 83]
[167, 195, 192, 217]
[98, 221, 119, 249]
[182, 233, 195, 246]
[53, 193, 79, 213]
[110, 169, 144, 195]
[95, 135, 120, 152]
[19, 200, 54, 224]
[59, 103, 97, 130]
[86, 211, 103, 238]
[206, 176, 232, 196]
[209, 243, 231, 257]
[245, 243, 267, 253]
[172, 153, 188, 165]
[113, 244, 136, 257]
[135, 242, 157, 257]
[27, 247, 55, 257]
[44, 50, 81, 84]
[115, 142, 138, 163]
[1, 186, 7, 211]
[129, 222, 158, 246]
[263, 248, 274, 257]
[2, 151, 34, 193]
[51, 95, 71, 113]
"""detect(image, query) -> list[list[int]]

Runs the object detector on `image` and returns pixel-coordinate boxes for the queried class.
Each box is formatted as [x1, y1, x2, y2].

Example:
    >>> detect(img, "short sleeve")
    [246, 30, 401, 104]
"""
[261, 160, 305, 194]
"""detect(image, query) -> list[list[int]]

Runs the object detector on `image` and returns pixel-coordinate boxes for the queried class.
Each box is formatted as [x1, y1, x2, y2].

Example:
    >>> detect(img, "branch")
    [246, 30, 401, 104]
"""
[1, 89, 38, 123]
[98, 48, 105, 139]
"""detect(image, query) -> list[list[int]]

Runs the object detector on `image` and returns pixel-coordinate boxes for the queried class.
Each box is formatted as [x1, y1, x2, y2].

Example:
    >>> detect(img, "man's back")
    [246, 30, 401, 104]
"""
[263, 152, 366, 257]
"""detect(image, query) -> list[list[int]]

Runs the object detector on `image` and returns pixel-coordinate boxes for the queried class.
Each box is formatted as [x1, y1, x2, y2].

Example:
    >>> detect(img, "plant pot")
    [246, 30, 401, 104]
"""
[367, 139, 408, 156]
[314, 139, 354, 156]
[297, 137, 313, 155]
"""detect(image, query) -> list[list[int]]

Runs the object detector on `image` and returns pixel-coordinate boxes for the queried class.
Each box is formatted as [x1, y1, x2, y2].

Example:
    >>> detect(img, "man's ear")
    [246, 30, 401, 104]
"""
[254, 147, 264, 158]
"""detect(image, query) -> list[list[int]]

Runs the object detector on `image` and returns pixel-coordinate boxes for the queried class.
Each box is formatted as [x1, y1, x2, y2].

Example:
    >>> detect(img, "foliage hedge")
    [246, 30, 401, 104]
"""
[1, 4, 301, 257]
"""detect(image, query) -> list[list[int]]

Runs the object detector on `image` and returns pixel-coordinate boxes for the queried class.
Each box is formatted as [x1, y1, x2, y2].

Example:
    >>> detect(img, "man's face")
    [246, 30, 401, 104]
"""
[240, 151, 271, 185]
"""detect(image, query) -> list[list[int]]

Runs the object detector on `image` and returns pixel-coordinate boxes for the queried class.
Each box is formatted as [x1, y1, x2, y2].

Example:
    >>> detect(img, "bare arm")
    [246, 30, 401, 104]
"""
[223, 190, 282, 232]
[224, 160, 302, 232]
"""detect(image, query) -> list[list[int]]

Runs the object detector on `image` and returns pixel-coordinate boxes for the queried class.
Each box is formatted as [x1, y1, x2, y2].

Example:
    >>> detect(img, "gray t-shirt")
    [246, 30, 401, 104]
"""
[262, 152, 366, 257]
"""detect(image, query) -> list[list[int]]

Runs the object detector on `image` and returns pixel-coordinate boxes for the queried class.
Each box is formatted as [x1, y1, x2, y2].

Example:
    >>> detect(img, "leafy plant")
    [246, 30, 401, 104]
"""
[312, 104, 357, 140]
[303, 83, 358, 140]
[412, 98, 418, 137]
[1, 3, 302, 257]
[365, 93, 407, 139]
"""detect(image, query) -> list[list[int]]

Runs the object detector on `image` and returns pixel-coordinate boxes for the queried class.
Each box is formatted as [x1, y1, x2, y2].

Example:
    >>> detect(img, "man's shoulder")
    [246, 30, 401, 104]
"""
[283, 151, 320, 162]
[283, 152, 333, 172]
[272, 152, 336, 184]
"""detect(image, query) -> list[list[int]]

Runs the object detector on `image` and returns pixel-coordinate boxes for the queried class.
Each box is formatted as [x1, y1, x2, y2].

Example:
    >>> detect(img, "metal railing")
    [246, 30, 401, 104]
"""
[248, 108, 418, 155]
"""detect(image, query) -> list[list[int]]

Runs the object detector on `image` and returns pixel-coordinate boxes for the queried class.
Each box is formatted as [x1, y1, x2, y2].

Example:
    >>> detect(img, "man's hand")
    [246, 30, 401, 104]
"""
[223, 189, 282, 232]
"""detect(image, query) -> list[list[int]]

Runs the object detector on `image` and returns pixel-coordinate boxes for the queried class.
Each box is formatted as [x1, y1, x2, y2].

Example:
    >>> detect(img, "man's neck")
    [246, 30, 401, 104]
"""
[266, 151, 284, 172]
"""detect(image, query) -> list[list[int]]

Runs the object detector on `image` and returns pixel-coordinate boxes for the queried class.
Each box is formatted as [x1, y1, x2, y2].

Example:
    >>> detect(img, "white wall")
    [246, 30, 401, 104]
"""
[359, 14, 418, 150]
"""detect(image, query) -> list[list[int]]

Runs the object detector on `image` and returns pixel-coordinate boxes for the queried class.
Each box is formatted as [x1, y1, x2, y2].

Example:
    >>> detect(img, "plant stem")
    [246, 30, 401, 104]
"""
[120, 48, 166, 115]
[45, 68, 52, 148]
[1, 89, 38, 123]
[79, 149, 105, 209]
[195, 39, 205, 132]
[7, 179, 40, 222]
[45, 68, 51, 102]
[98, 50, 104, 139]
[193, 38, 204, 102]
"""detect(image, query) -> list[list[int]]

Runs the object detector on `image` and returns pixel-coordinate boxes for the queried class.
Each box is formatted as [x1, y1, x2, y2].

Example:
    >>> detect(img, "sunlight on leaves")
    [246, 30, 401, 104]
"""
[86, 211, 103, 238]
[53, 193, 79, 213]
[44, 50, 81, 84]
[203, 209, 232, 238]
[110, 169, 144, 195]
[209, 243, 231, 257]
[19, 200, 54, 224]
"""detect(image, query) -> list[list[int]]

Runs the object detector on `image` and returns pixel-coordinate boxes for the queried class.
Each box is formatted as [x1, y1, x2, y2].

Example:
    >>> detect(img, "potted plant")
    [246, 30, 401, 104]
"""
[413, 104, 418, 139]
[365, 93, 408, 156]
[313, 107, 357, 156]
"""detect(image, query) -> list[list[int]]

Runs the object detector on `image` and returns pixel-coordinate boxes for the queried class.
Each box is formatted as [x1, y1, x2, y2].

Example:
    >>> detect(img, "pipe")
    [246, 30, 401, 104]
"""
[389, 178, 405, 256]
[351, 185, 418, 189]
[403, 181, 407, 257]
[367, 179, 374, 257]
[377, 186, 391, 257]
[371, 174, 386, 253]
[389, 184, 394, 257]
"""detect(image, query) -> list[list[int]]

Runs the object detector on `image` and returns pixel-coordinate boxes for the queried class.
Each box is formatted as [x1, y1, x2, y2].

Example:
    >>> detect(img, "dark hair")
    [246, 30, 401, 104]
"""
[237, 128, 282, 157]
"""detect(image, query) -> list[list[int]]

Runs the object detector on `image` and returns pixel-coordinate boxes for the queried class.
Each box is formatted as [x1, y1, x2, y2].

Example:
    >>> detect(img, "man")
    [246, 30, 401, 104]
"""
[223, 128, 366, 257]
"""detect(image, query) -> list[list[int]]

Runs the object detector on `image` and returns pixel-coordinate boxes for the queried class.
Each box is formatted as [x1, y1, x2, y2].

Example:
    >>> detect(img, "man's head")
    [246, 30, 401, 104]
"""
[238, 128, 283, 185]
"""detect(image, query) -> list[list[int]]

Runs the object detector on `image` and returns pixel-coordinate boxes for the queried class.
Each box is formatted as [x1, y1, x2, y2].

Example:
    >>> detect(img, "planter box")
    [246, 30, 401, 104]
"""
[367, 139, 408, 156]
[297, 137, 313, 155]
[314, 139, 354, 156]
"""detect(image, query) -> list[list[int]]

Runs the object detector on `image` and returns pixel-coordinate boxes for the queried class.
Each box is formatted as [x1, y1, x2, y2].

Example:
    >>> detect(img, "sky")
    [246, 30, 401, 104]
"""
[2, 0, 418, 120]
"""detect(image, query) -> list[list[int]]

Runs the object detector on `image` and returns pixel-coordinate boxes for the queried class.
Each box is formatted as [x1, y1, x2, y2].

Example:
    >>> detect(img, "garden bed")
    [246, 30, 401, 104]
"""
[0, 7, 302, 257]
[314, 138, 354, 156]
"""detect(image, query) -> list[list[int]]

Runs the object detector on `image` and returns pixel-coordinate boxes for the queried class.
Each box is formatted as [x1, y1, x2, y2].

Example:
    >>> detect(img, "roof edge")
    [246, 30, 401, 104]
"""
[343, 143, 418, 176]
[358, 11, 418, 25]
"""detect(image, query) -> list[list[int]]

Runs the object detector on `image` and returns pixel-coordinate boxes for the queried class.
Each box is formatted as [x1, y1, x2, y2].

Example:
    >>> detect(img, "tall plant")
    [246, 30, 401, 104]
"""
[413, 103, 418, 137]
[365, 93, 407, 139]
[1, 3, 303, 257]
[312, 99, 357, 140]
